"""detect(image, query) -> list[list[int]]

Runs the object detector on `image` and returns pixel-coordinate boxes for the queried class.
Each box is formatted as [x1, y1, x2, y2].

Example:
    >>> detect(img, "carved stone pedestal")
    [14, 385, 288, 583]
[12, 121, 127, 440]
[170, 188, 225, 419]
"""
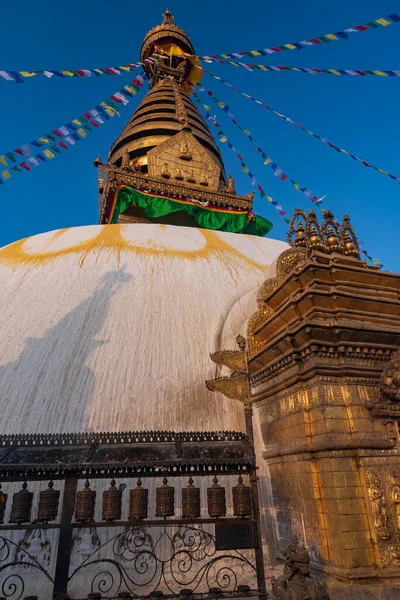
[248, 212, 400, 599]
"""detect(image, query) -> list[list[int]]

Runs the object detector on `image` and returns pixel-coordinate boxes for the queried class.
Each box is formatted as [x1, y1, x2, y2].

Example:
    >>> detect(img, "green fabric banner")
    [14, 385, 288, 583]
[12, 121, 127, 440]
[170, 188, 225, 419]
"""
[113, 187, 273, 237]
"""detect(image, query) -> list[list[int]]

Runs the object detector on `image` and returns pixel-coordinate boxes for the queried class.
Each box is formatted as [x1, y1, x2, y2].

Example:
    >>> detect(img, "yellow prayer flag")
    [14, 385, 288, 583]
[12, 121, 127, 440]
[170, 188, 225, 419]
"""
[124, 85, 135, 94]
[242, 166, 249, 174]
[94, 69, 104, 74]
[221, 54, 230, 59]
[373, 70, 387, 76]
[62, 70, 75, 77]
[378, 169, 388, 175]
[72, 119, 81, 126]
[294, 184, 300, 190]
[220, 136, 228, 142]
[267, 196, 273, 203]
[259, 65, 268, 71]
[218, 102, 226, 108]
[43, 149, 54, 159]
[242, 93, 251, 98]
[376, 18, 391, 26]
[20, 71, 36, 77]
[326, 34, 338, 40]
[204, 105, 211, 110]
[1, 170, 11, 180]
[244, 130, 251, 136]
[341, 150, 349, 155]
[77, 128, 87, 138]
[284, 44, 297, 50]
[228, 61, 240, 67]
[0, 155, 7, 166]
[119, 66, 131, 71]
[250, 50, 261, 56]
[38, 137, 50, 145]
[264, 158, 272, 165]
[329, 70, 341, 75]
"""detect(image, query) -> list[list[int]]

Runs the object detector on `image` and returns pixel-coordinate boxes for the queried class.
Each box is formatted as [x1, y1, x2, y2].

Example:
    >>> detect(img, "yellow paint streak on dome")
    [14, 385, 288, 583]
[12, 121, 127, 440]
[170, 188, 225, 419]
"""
[0, 225, 271, 272]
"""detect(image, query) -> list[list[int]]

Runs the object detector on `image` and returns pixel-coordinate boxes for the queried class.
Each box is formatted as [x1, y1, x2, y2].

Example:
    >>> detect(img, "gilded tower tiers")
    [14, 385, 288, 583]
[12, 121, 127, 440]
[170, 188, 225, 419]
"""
[97, 10, 272, 236]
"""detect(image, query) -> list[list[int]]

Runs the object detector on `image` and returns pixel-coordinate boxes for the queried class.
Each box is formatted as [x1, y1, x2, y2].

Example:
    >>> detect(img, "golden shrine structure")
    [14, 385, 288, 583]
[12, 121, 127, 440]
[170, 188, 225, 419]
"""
[0, 10, 399, 600]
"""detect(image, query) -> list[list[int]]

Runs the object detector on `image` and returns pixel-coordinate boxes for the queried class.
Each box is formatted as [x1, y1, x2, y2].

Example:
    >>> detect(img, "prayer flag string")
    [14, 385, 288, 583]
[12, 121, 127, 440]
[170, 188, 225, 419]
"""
[195, 84, 325, 208]
[0, 74, 147, 184]
[197, 58, 400, 78]
[0, 60, 155, 84]
[192, 91, 288, 219]
[204, 69, 400, 185]
[197, 12, 400, 61]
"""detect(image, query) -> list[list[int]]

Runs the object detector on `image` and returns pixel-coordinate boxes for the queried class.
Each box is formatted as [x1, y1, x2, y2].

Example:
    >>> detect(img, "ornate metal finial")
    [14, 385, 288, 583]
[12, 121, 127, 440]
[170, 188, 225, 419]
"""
[287, 208, 307, 248]
[339, 214, 360, 259]
[227, 174, 236, 195]
[306, 209, 324, 252]
[162, 8, 174, 25]
[321, 210, 341, 254]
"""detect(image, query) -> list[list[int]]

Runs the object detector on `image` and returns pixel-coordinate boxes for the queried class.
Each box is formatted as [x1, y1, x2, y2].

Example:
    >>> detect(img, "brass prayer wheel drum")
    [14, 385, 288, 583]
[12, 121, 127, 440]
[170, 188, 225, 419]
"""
[207, 476, 226, 518]
[0, 484, 7, 524]
[75, 480, 96, 522]
[232, 475, 252, 518]
[37, 481, 60, 523]
[10, 482, 33, 524]
[129, 478, 148, 520]
[102, 479, 122, 522]
[156, 477, 175, 518]
[182, 476, 200, 519]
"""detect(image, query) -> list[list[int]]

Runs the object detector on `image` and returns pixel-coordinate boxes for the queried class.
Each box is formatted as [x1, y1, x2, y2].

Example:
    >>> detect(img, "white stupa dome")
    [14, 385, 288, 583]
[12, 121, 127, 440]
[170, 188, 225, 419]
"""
[0, 224, 287, 435]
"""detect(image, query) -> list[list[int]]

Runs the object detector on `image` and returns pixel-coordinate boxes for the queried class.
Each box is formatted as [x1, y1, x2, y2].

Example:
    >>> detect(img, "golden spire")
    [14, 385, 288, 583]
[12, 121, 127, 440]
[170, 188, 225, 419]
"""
[162, 8, 174, 24]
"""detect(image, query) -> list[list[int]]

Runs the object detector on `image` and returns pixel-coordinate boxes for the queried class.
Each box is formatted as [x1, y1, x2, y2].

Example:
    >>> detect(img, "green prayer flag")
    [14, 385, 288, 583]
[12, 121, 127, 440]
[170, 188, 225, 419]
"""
[11, 165, 21, 172]
[51, 145, 60, 154]
[46, 133, 56, 142]
[367, 21, 379, 29]
[6, 152, 16, 163]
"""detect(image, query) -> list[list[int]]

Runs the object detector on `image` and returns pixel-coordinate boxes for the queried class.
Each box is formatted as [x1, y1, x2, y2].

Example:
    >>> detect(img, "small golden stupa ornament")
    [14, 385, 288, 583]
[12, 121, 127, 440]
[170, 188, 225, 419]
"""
[161, 163, 171, 178]
[340, 214, 360, 258]
[227, 174, 236, 194]
[294, 222, 306, 248]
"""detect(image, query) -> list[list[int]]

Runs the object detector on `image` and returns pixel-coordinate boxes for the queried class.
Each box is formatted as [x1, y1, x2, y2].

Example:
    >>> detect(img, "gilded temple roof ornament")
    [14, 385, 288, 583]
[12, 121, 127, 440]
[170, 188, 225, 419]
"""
[287, 207, 362, 260]
[206, 335, 250, 405]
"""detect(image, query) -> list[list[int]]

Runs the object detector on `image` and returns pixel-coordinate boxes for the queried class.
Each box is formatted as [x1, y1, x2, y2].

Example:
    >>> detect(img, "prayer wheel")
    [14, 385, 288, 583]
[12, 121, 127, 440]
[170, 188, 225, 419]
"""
[182, 476, 200, 519]
[37, 481, 60, 522]
[207, 476, 226, 518]
[0, 484, 7, 524]
[102, 479, 122, 522]
[10, 482, 33, 524]
[75, 480, 96, 522]
[232, 475, 252, 517]
[156, 477, 174, 518]
[129, 478, 148, 520]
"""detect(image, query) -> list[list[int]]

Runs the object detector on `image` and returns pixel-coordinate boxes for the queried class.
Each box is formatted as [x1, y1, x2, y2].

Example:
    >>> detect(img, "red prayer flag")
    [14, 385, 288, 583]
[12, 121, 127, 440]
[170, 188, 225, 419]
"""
[20, 162, 30, 171]
[58, 141, 68, 150]
[281, 174, 288, 181]
[237, 154, 243, 161]
[75, 70, 86, 76]
[84, 112, 91, 119]
[279, 211, 286, 216]
[111, 95, 123, 103]
[355, 70, 366, 76]
[53, 130, 62, 137]
[258, 184, 262, 192]
[257, 147, 262, 153]
[310, 38, 322, 44]
[355, 25, 368, 31]
[90, 120, 99, 128]
[14, 148, 23, 155]
[271, 47, 281, 52]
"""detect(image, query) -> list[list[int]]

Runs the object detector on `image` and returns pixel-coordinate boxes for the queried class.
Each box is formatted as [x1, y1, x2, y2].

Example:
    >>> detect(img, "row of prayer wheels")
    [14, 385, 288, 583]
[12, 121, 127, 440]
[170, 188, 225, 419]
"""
[0, 481, 60, 525]
[0, 475, 252, 524]
[80, 475, 252, 522]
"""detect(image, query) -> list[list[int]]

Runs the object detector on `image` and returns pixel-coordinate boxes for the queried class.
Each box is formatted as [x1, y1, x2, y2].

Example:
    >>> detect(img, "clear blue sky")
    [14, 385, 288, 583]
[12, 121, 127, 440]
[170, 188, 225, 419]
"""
[0, 0, 399, 270]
